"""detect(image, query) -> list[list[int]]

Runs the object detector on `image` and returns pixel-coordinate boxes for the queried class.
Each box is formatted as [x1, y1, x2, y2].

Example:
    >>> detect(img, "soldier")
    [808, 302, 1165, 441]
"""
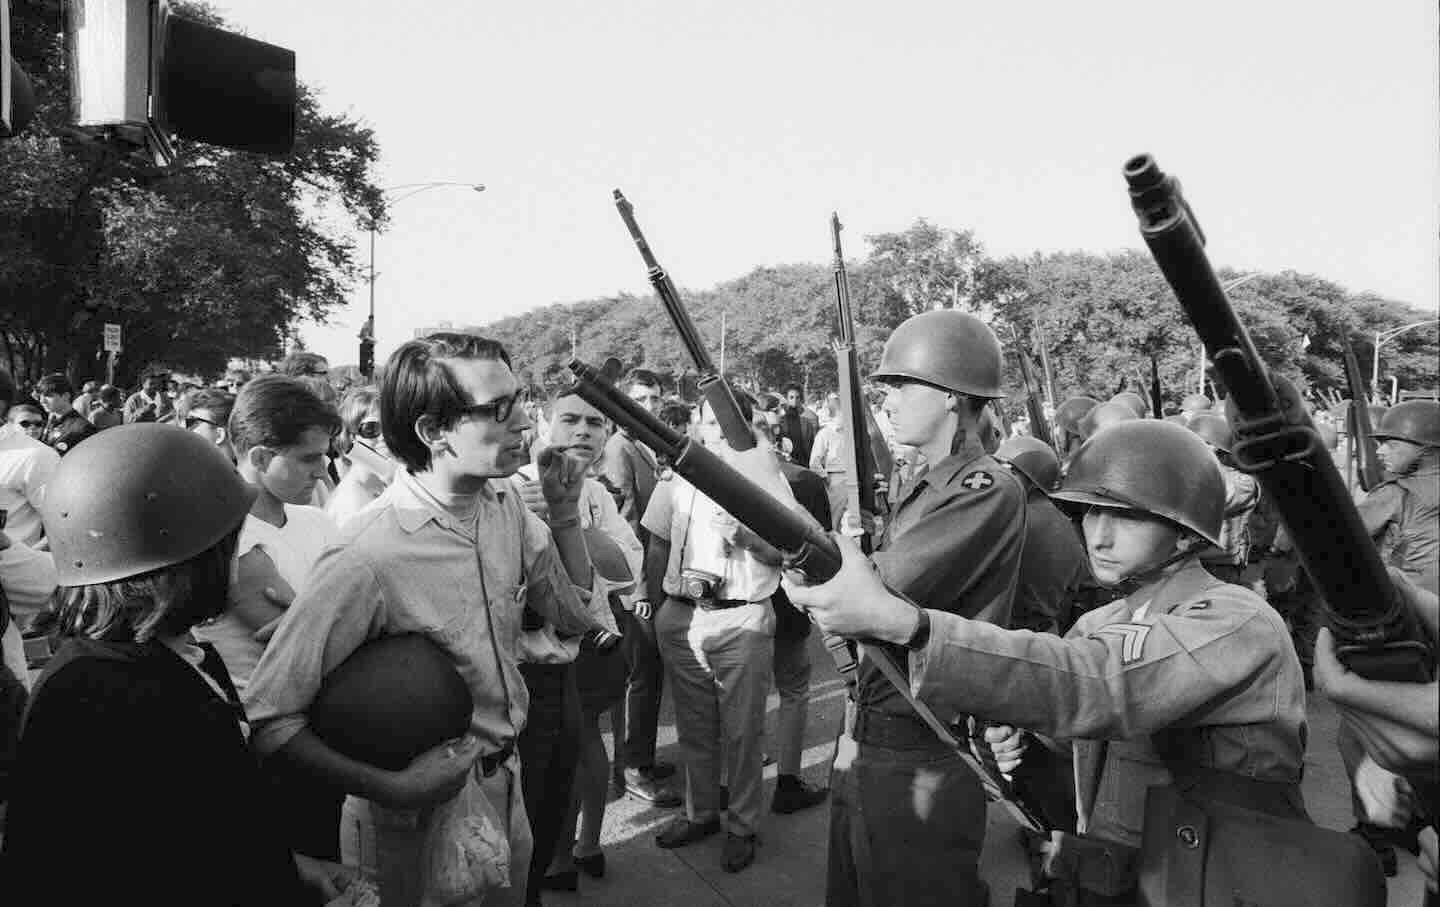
[1053, 396, 1098, 469]
[35, 374, 97, 456]
[1188, 413, 1261, 585]
[994, 436, 1091, 636]
[1077, 400, 1138, 442]
[1109, 391, 1149, 419]
[788, 420, 1342, 906]
[825, 309, 1027, 907]
[1180, 392, 1213, 421]
[1358, 401, 1440, 594]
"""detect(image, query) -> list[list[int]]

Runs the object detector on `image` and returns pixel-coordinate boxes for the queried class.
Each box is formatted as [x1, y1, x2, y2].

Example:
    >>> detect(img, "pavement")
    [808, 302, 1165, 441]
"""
[539, 631, 1430, 907]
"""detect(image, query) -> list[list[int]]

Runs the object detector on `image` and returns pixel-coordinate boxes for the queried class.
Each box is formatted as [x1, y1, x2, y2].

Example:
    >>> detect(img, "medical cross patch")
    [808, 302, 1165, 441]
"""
[960, 471, 994, 491]
[1090, 622, 1152, 665]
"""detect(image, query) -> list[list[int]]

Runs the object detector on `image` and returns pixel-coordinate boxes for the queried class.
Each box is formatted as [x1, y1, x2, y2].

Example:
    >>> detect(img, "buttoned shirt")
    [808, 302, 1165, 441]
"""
[908, 560, 1307, 847]
[0, 424, 58, 548]
[245, 468, 607, 760]
[596, 432, 659, 539]
[1359, 459, 1440, 593]
[858, 439, 1026, 720]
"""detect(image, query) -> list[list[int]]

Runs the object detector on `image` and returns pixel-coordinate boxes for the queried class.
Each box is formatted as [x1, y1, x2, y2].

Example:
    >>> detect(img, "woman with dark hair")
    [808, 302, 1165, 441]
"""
[0, 425, 361, 904]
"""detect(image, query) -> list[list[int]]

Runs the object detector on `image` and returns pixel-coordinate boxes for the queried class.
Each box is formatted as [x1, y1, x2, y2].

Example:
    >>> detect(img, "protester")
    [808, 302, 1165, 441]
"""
[243, 333, 607, 907]
[180, 387, 237, 463]
[70, 380, 100, 418]
[36, 373, 97, 455]
[327, 385, 394, 526]
[4, 404, 44, 442]
[87, 384, 124, 430]
[777, 383, 819, 467]
[279, 350, 332, 379]
[123, 369, 174, 423]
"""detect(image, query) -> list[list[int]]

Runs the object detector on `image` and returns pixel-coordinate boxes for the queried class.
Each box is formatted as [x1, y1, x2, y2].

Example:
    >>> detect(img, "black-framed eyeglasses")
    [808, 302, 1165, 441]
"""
[185, 415, 222, 431]
[357, 420, 383, 440]
[457, 389, 526, 423]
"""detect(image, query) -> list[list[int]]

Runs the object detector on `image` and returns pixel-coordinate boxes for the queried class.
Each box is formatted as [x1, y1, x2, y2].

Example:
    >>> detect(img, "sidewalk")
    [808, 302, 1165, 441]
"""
[540, 631, 1429, 907]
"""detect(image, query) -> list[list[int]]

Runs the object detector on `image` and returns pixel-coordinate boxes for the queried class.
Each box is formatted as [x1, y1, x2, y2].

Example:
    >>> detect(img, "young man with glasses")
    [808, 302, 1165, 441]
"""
[179, 387, 237, 463]
[244, 333, 609, 907]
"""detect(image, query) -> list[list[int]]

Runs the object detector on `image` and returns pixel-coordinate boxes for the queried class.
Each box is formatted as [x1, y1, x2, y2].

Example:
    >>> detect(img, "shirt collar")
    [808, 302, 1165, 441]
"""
[389, 468, 503, 535]
[909, 438, 990, 490]
[1128, 559, 1223, 617]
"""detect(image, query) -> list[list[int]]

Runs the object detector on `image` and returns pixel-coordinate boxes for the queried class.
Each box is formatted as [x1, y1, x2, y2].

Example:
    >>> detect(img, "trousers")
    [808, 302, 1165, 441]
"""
[773, 628, 813, 777]
[518, 662, 580, 895]
[656, 596, 774, 837]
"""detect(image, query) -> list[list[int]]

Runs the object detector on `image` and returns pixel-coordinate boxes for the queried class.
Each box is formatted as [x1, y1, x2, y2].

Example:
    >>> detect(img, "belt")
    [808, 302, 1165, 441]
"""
[480, 742, 516, 777]
[669, 595, 761, 611]
[846, 701, 952, 751]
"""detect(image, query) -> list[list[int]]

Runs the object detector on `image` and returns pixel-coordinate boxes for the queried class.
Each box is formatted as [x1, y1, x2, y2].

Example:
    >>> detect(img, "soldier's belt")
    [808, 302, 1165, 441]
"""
[846, 702, 958, 750]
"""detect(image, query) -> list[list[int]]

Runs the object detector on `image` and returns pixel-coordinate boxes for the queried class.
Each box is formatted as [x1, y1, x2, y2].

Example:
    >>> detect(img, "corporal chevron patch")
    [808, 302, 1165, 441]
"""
[1090, 622, 1152, 665]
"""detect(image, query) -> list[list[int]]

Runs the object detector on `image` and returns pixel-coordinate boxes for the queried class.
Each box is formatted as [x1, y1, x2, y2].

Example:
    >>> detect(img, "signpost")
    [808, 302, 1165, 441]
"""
[103, 323, 122, 384]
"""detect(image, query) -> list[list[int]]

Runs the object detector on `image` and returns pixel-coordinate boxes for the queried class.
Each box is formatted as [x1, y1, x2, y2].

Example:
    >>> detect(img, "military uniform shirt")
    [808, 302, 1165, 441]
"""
[907, 559, 1307, 847]
[858, 438, 1026, 719]
[1010, 487, 1091, 635]
[1358, 459, 1440, 593]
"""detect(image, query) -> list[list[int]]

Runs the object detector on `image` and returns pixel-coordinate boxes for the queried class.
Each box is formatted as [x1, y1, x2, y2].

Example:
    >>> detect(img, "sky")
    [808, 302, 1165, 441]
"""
[217, 0, 1440, 367]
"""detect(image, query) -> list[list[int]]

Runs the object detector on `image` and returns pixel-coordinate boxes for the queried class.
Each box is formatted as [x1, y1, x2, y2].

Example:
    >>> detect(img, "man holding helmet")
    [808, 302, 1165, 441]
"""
[824, 309, 1026, 907]
[789, 420, 1327, 904]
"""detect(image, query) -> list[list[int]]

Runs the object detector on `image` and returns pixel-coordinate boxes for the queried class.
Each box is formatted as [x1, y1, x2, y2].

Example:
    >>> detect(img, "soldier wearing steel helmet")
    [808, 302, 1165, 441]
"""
[787, 420, 1326, 904]
[1053, 395, 1099, 469]
[0, 424, 364, 904]
[1078, 400, 1139, 442]
[1109, 391, 1149, 420]
[1356, 400, 1440, 594]
[995, 435, 1091, 636]
[821, 308, 1026, 907]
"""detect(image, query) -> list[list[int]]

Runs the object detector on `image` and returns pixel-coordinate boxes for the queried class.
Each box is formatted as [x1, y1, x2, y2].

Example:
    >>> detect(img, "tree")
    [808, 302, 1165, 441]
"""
[0, 0, 384, 384]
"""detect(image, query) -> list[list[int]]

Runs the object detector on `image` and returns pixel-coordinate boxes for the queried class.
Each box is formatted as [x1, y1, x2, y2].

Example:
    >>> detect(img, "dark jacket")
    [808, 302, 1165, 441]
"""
[1, 636, 308, 905]
[42, 409, 98, 455]
[772, 460, 833, 640]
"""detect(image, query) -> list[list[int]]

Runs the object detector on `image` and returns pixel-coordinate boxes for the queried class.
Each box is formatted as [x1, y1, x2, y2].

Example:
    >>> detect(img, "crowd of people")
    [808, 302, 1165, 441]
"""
[0, 312, 1434, 906]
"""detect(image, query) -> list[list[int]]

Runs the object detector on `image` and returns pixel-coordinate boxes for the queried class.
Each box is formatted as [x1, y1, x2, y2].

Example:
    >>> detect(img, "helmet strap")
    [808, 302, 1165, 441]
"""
[1104, 542, 1197, 599]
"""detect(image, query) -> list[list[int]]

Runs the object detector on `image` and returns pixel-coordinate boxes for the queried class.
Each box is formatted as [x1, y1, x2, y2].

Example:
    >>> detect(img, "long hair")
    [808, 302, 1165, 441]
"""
[41, 528, 241, 644]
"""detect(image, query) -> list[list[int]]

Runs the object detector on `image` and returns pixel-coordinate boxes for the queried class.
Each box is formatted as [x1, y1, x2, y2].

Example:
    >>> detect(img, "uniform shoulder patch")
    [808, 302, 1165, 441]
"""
[959, 470, 995, 491]
[1089, 621, 1152, 665]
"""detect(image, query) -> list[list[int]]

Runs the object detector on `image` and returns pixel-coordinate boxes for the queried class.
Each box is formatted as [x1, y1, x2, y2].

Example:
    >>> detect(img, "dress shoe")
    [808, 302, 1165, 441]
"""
[574, 851, 606, 879]
[721, 832, 758, 873]
[1351, 823, 1398, 877]
[655, 816, 721, 849]
[772, 776, 829, 814]
[540, 870, 578, 892]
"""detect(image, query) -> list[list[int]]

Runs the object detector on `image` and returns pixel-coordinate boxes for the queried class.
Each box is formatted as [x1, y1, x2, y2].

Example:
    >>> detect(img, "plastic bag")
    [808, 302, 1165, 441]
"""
[421, 773, 512, 906]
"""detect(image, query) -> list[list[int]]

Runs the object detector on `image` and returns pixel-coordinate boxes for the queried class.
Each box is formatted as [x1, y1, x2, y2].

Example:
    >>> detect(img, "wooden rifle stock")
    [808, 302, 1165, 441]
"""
[1124, 154, 1432, 683]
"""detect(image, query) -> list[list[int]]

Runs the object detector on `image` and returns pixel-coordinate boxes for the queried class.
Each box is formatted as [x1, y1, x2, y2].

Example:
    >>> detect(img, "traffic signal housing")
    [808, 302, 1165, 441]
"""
[358, 337, 375, 379]
[67, 0, 295, 164]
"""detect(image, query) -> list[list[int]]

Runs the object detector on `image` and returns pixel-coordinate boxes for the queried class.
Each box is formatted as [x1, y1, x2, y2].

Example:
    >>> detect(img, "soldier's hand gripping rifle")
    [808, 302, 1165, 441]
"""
[1124, 154, 1433, 685]
[613, 190, 754, 451]
[1340, 334, 1385, 491]
[567, 357, 1054, 835]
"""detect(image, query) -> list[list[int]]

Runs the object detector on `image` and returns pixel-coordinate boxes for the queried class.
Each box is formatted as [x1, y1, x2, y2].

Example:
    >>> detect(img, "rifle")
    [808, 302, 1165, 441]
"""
[1340, 334, 1384, 491]
[1013, 338, 1057, 452]
[613, 190, 755, 451]
[1149, 356, 1164, 419]
[830, 213, 894, 542]
[1124, 154, 1433, 684]
[567, 357, 1057, 834]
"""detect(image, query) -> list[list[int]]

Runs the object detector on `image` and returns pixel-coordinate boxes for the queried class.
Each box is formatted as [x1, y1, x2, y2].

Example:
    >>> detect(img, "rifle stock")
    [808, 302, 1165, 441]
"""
[1014, 344, 1057, 452]
[1340, 335, 1384, 491]
[613, 190, 755, 451]
[1124, 154, 1432, 682]
[1149, 356, 1164, 419]
[566, 357, 1054, 833]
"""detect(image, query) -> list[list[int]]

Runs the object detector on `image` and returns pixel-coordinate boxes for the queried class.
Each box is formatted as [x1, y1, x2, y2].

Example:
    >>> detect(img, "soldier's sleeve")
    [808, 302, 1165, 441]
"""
[1356, 482, 1402, 540]
[871, 469, 1026, 616]
[908, 594, 1293, 740]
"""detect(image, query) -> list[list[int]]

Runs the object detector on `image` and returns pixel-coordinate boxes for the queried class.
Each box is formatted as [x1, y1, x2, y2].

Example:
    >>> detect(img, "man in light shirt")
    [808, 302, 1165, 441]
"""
[0, 368, 59, 553]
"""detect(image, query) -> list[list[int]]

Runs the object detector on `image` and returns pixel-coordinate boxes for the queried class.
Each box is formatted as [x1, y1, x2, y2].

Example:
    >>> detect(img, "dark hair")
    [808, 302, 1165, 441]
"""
[627, 368, 662, 391]
[337, 385, 380, 456]
[784, 383, 803, 396]
[0, 367, 14, 408]
[756, 392, 781, 413]
[36, 373, 73, 397]
[228, 374, 340, 456]
[181, 388, 236, 424]
[43, 528, 241, 644]
[8, 403, 42, 421]
[278, 351, 330, 378]
[97, 385, 122, 407]
[380, 332, 514, 473]
[698, 390, 755, 425]
[659, 400, 693, 431]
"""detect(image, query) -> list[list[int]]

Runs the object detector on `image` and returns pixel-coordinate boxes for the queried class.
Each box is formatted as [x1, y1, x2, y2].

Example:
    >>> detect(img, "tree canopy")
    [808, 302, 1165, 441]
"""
[0, 0, 384, 384]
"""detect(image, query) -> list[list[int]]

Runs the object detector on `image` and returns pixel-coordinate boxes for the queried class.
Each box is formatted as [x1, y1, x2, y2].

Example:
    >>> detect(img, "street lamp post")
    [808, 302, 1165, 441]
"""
[361, 182, 486, 375]
[1370, 319, 1439, 401]
[1192, 273, 1262, 395]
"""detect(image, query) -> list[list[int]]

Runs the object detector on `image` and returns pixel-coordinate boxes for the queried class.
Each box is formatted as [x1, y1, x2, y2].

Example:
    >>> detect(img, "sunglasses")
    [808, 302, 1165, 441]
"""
[356, 420, 382, 440]
[457, 389, 526, 424]
[184, 415, 223, 431]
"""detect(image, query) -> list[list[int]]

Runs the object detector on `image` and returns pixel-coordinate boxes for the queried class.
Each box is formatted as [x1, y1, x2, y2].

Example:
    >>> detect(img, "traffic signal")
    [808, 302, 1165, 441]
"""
[67, 0, 295, 164]
[358, 337, 375, 379]
[2, 0, 36, 137]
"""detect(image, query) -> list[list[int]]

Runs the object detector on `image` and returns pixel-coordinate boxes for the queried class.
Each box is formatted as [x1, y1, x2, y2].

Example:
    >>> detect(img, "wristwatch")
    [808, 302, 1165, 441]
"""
[904, 607, 931, 651]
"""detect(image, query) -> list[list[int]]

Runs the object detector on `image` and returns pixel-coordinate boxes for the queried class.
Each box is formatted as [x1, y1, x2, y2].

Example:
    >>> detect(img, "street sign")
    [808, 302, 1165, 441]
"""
[103, 323, 122, 352]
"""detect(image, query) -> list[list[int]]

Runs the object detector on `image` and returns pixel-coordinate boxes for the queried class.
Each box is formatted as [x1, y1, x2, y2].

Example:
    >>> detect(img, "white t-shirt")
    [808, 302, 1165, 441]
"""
[196, 504, 338, 688]
[0, 424, 60, 548]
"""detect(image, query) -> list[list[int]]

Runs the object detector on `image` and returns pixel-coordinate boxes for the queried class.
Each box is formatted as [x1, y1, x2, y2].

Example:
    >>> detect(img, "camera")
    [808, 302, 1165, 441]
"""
[678, 567, 721, 602]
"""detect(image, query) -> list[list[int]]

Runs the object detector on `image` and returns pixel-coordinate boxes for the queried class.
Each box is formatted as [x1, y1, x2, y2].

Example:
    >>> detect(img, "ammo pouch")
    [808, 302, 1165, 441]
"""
[1135, 784, 1386, 907]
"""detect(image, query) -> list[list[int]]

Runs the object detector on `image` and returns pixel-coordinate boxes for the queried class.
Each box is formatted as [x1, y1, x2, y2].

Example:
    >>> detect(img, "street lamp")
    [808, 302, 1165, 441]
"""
[1370, 318, 1438, 400]
[361, 182, 486, 375]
